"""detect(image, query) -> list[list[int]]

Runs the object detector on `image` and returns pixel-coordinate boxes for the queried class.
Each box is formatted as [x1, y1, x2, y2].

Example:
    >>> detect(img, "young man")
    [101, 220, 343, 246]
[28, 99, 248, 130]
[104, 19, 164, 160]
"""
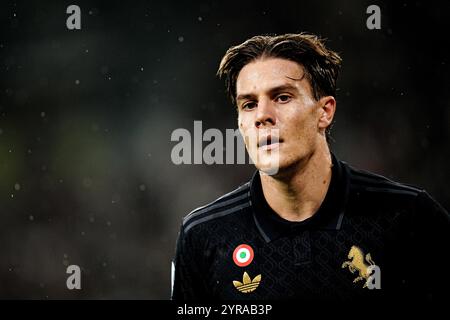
[172, 33, 449, 301]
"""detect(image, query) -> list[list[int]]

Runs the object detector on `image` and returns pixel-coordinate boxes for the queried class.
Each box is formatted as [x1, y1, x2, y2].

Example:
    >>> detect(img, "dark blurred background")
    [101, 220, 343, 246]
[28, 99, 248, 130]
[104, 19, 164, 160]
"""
[0, 0, 448, 298]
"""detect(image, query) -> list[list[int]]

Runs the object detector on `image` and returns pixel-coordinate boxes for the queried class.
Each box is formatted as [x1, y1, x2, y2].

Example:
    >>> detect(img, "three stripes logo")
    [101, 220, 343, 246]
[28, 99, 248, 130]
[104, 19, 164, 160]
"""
[232, 244, 261, 294]
[233, 271, 262, 293]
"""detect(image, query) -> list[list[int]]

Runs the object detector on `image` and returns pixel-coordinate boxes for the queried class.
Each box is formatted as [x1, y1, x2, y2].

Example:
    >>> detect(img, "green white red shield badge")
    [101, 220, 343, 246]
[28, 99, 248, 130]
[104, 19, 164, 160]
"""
[233, 244, 254, 267]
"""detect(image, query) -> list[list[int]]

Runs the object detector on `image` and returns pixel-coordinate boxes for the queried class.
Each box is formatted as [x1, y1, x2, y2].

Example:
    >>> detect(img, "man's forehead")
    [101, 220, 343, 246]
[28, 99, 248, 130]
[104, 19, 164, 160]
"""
[236, 58, 306, 95]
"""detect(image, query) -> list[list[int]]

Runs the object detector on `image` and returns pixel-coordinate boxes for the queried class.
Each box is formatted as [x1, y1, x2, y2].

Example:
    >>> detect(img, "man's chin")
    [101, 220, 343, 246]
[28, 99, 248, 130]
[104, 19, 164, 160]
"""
[253, 156, 302, 178]
[253, 157, 282, 176]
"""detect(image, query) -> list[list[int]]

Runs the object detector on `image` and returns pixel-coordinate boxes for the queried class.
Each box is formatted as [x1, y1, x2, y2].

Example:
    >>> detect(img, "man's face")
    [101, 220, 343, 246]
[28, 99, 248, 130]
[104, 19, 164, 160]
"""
[236, 57, 331, 175]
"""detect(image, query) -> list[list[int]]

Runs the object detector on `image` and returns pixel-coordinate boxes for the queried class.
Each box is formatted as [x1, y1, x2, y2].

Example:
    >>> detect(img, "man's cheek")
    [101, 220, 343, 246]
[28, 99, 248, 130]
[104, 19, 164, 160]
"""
[243, 130, 259, 158]
[238, 120, 248, 144]
[238, 115, 245, 129]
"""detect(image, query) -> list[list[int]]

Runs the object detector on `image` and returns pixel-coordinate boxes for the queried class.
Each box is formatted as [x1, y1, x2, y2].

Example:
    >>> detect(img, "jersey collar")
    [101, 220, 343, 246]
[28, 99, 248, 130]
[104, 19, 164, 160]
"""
[250, 152, 350, 243]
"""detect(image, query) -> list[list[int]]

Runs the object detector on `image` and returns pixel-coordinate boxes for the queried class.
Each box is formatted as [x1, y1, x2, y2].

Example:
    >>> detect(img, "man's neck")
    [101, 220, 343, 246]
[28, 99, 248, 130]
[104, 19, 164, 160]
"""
[260, 145, 333, 222]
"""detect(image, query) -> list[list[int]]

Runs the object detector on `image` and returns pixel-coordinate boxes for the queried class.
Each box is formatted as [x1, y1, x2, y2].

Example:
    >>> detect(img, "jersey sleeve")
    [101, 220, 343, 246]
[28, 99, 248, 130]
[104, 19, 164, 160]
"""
[171, 223, 209, 300]
[413, 190, 450, 301]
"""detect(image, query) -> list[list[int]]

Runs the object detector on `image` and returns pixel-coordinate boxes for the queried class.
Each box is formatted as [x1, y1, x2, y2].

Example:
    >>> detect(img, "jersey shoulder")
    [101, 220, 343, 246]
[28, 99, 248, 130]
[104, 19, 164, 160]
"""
[182, 182, 252, 234]
[346, 164, 423, 197]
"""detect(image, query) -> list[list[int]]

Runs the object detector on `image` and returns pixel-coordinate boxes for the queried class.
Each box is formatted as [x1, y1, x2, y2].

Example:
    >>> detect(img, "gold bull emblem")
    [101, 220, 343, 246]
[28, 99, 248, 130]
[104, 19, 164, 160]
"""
[341, 245, 376, 288]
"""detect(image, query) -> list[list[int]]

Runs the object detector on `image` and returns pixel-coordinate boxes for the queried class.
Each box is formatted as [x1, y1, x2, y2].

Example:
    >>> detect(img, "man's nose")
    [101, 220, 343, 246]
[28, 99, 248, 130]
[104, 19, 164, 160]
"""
[255, 98, 276, 128]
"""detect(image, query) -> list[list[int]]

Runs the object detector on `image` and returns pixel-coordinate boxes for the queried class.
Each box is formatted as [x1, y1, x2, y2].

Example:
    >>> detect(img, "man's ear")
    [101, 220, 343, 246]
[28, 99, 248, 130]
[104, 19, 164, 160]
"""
[318, 96, 336, 132]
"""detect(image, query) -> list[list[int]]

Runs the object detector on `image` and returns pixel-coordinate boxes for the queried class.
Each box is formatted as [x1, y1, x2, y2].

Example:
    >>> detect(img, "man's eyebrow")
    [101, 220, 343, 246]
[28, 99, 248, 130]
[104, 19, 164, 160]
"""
[236, 93, 256, 102]
[236, 83, 300, 102]
[267, 84, 299, 95]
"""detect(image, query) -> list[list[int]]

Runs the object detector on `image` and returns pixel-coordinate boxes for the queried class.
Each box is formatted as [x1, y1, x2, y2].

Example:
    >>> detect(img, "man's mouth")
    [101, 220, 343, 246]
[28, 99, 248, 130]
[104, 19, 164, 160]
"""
[258, 135, 282, 150]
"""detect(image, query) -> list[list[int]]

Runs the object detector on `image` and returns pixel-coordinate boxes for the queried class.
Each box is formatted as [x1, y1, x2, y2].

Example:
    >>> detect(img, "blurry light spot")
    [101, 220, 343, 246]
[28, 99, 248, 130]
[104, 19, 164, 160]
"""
[178, 36, 184, 42]
[198, 16, 203, 21]
[29, 215, 34, 221]
[140, 67, 144, 71]
[27, 149, 32, 154]
[106, 221, 111, 227]
[14, 183, 20, 191]
[89, 216, 95, 223]
[83, 177, 92, 188]
[41, 111, 46, 118]
[75, 80, 80, 85]
[139, 184, 146, 191]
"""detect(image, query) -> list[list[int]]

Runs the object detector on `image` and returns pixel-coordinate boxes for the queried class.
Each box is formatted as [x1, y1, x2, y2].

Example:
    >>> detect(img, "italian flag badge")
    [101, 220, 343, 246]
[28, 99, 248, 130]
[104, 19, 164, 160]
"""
[233, 244, 254, 267]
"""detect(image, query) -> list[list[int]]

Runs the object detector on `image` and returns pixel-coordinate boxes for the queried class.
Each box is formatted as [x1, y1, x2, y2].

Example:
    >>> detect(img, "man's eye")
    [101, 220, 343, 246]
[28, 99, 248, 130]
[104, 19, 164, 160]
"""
[242, 102, 257, 110]
[276, 95, 291, 103]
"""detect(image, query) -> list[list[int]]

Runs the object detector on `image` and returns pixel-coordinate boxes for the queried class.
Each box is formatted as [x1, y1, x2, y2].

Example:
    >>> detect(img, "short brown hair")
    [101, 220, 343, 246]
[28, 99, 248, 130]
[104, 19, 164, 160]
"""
[217, 33, 342, 106]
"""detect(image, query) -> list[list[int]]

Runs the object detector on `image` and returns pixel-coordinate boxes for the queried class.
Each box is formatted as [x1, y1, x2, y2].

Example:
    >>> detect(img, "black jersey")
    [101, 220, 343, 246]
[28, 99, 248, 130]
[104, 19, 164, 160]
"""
[172, 153, 449, 301]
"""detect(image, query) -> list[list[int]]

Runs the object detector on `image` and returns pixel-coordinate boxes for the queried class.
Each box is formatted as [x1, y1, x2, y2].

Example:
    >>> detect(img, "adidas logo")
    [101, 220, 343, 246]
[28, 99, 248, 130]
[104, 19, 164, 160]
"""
[233, 272, 261, 293]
